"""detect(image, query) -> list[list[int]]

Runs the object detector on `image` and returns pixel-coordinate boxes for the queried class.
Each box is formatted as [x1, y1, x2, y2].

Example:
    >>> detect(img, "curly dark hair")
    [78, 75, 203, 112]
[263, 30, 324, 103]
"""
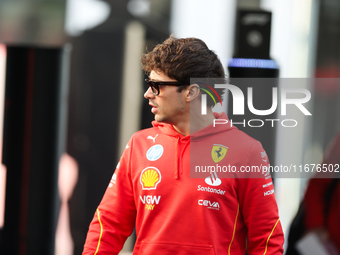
[141, 36, 226, 107]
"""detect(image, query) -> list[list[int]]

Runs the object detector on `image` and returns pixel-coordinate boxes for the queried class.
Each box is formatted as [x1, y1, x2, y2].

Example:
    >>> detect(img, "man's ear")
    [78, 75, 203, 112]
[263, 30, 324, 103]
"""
[187, 84, 201, 102]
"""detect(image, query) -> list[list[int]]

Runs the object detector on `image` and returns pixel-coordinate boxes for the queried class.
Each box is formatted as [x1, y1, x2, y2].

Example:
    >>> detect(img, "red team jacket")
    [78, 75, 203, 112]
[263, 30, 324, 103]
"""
[83, 112, 284, 254]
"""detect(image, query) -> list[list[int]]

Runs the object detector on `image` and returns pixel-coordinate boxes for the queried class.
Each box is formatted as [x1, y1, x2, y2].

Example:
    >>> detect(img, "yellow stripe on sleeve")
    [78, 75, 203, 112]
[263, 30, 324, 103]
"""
[94, 209, 104, 255]
[228, 203, 240, 255]
[263, 218, 280, 255]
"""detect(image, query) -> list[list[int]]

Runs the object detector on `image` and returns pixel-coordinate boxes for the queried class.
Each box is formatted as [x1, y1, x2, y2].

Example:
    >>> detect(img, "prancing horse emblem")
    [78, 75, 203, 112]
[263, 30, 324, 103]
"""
[211, 144, 228, 163]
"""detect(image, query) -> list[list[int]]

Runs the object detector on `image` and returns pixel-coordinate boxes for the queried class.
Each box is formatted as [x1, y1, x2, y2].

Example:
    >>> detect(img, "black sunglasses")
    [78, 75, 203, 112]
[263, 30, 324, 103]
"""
[145, 79, 185, 96]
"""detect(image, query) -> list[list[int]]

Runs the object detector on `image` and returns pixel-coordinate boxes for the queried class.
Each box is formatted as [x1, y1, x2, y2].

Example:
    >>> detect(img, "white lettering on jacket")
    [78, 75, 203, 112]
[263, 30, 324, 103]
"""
[140, 195, 161, 205]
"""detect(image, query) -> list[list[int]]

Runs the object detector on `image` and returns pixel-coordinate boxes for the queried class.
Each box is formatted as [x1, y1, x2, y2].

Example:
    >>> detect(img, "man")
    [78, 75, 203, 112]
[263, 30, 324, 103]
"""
[83, 36, 284, 254]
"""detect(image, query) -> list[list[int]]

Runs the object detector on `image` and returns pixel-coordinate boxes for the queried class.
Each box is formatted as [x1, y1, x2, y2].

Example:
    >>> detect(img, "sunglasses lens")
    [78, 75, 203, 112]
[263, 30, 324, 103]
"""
[149, 81, 158, 95]
[145, 80, 161, 95]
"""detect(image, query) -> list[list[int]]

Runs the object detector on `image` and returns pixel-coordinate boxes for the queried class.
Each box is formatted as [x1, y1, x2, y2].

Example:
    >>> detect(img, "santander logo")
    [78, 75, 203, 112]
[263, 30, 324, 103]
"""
[205, 172, 222, 186]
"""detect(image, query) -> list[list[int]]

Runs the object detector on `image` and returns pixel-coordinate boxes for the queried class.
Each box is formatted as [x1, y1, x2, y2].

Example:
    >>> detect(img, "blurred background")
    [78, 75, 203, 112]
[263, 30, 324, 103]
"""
[0, 0, 339, 254]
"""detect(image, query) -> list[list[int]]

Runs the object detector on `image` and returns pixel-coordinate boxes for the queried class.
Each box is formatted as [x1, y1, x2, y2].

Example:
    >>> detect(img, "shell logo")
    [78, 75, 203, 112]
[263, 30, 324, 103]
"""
[140, 167, 161, 190]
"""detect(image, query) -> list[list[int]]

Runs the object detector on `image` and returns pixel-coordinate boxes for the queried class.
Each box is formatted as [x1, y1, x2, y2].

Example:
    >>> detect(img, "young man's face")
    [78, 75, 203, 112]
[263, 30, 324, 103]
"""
[144, 70, 189, 124]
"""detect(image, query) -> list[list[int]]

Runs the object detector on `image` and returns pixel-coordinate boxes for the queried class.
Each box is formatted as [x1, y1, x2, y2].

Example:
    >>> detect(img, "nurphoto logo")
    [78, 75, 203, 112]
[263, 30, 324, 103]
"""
[197, 79, 312, 128]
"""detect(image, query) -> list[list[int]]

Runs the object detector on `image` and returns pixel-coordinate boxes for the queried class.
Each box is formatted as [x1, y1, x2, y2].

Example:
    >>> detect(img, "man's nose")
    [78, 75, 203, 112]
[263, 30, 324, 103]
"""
[144, 87, 155, 99]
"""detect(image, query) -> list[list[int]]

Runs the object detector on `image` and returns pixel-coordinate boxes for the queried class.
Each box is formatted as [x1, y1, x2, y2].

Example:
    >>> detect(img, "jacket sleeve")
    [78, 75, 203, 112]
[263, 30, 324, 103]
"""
[237, 141, 284, 255]
[83, 138, 137, 255]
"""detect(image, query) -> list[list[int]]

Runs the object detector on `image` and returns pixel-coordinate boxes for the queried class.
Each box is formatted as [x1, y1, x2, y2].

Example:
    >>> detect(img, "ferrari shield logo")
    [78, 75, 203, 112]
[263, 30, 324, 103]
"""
[211, 144, 228, 163]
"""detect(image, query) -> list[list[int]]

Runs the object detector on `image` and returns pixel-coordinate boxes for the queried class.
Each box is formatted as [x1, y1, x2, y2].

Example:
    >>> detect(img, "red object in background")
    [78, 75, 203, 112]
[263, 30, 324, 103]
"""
[314, 63, 340, 98]
[304, 132, 340, 253]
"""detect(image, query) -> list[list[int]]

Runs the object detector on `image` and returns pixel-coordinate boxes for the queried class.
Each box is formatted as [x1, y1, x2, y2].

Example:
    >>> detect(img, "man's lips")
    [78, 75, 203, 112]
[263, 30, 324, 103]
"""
[149, 103, 158, 113]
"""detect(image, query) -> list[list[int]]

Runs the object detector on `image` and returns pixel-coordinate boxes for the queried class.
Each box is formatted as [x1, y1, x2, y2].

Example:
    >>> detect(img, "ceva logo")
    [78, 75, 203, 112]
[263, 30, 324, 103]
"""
[198, 199, 220, 210]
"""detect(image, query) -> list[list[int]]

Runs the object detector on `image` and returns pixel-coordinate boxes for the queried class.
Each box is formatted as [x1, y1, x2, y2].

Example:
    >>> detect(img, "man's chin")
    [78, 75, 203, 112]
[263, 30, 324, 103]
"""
[154, 115, 163, 122]
[155, 115, 170, 123]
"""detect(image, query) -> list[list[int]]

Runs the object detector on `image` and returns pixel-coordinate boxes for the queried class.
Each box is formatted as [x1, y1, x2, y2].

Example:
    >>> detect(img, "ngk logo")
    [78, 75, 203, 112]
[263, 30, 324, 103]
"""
[198, 199, 220, 210]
